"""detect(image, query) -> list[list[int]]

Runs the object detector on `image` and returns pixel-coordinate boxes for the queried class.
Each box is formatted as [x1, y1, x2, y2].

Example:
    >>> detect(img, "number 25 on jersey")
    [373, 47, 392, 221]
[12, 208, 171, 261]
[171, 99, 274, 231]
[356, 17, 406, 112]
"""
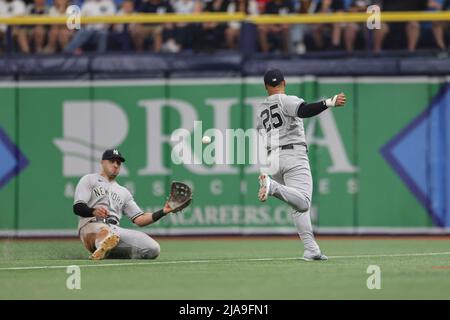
[261, 104, 284, 132]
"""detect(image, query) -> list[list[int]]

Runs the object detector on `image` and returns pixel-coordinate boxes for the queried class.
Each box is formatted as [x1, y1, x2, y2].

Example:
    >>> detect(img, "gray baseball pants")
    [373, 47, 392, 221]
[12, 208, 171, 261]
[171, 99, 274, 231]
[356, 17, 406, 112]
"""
[80, 222, 160, 259]
[268, 145, 321, 255]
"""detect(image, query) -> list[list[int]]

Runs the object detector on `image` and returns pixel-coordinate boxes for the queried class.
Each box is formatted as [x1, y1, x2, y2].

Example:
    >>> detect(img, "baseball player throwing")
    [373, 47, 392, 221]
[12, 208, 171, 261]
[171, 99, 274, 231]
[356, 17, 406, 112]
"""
[73, 148, 192, 260]
[257, 69, 346, 261]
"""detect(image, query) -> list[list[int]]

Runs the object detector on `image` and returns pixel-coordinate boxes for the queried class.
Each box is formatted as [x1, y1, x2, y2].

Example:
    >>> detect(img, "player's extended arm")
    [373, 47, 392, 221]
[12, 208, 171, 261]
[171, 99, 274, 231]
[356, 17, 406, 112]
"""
[132, 203, 173, 227]
[132, 181, 192, 227]
[297, 93, 346, 118]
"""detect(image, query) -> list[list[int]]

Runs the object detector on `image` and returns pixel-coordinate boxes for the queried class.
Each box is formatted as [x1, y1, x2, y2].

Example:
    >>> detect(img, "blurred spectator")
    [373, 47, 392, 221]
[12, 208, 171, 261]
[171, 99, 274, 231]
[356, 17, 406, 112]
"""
[200, 0, 230, 52]
[0, 0, 5, 17]
[0, 0, 443, 55]
[45, 0, 73, 53]
[289, 0, 313, 54]
[258, 0, 294, 53]
[344, 0, 371, 52]
[255, 0, 268, 12]
[2, 0, 27, 52]
[112, 0, 135, 50]
[311, 0, 346, 50]
[374, 0, 428, 53]
[226, 0, 259, 49]
[171, 0, 202, 51]
[428, 0, 447, 52]
[15, 0, 48, 53]
[173, 0, 200, 14]
[115, 0, 135, 25]
[63, 0, 116, 54]
[132, 0, 174, 52]
[0, 0, 7, 52]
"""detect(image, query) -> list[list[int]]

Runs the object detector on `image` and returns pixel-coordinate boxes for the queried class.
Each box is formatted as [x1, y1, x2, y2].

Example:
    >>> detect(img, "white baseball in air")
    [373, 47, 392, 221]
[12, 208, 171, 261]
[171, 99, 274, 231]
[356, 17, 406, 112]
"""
[202, 136, 211, 144]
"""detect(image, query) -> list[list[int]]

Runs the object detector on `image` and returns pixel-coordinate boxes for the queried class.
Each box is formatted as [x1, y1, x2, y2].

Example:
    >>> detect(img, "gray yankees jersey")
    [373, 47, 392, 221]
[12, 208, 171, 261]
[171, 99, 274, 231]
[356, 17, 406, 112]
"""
[256, 93, 306, 150]
[74, 173, 143, 230]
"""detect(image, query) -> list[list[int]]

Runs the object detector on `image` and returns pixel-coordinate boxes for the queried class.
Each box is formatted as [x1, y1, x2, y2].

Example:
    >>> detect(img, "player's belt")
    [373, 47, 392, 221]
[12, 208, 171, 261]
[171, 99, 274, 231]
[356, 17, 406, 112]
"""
[104, 216, 119, 226]
[268, 142, 307, 154]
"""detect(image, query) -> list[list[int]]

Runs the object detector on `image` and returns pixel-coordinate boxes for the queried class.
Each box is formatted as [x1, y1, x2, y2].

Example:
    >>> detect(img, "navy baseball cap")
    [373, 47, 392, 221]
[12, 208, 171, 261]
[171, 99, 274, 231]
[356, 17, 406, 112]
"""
[264, 69, 284, 87]
[102, 149, 125, 163]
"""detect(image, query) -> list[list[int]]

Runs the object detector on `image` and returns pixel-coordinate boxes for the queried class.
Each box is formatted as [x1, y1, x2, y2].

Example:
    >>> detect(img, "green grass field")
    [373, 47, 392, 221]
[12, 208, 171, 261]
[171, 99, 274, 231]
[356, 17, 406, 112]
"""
[1, 237, 450, 300]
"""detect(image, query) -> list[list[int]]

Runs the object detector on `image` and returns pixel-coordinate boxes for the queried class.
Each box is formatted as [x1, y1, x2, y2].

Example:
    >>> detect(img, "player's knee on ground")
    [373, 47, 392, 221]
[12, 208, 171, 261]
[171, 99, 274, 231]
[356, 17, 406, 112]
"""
[139, 242, 160, 259]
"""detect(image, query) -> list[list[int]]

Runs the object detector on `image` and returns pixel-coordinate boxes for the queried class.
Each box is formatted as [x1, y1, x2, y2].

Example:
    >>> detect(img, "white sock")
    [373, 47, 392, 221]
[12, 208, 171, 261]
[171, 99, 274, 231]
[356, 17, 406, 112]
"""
[94, 238, 102, 249]
[291, 211, 320, 255]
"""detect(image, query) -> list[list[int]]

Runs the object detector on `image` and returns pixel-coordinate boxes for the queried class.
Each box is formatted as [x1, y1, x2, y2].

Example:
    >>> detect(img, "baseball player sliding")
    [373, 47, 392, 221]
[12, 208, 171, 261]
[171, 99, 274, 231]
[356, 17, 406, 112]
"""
[73, 149, 192, 260]
[257, 69, 346, 261]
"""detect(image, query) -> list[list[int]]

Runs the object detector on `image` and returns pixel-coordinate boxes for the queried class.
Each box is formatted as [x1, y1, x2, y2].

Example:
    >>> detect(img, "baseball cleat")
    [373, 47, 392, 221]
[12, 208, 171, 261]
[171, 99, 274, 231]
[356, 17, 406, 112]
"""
[90, 232, 120, 260]
[302, 253, 328, 261]
[258, 173, 271, 202]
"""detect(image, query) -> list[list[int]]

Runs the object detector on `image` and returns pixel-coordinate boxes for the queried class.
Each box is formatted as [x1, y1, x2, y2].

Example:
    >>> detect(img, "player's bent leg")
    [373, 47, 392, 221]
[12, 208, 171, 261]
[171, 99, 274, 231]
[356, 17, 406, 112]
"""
[140, 242, 160, 259]
[90, 229, 120, 260]
[108, 226, 161, 259]
[260, 150, 312, 211]
[79, 222, 120, 260]
[267, 168, 311, 212]
[277, 151, 313, 212]
[269, 179, 311, 212]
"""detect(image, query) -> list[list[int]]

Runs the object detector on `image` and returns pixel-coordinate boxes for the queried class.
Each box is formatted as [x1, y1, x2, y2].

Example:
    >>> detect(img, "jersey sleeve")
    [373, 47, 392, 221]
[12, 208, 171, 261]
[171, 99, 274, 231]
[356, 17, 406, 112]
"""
[74, 174, 93, 205]
[281, 95, 305, 117]
[123, 192, 144, 221]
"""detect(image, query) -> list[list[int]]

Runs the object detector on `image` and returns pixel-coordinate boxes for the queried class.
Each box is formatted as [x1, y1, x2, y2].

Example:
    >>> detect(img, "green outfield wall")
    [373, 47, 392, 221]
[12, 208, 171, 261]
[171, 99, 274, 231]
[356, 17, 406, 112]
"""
[0, 77, 445, 235]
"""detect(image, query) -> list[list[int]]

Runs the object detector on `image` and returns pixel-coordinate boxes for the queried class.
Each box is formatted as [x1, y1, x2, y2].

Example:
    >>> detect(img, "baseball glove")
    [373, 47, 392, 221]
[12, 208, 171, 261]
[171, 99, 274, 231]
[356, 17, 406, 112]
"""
[166, 181, 193, 213]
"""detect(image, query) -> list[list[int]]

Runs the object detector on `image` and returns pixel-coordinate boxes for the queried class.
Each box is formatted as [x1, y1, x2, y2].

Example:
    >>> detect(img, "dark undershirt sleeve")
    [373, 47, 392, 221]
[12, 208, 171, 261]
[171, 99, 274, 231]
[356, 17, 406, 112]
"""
[73, 202, 95, 218]
[296, 101, 328, 118]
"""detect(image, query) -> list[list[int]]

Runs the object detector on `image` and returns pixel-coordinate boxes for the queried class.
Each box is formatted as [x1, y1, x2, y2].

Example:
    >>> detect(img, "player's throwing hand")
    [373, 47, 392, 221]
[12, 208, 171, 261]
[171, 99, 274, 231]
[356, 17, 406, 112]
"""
[325, 92, 347, 108]
[334, 93, 346, 107]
